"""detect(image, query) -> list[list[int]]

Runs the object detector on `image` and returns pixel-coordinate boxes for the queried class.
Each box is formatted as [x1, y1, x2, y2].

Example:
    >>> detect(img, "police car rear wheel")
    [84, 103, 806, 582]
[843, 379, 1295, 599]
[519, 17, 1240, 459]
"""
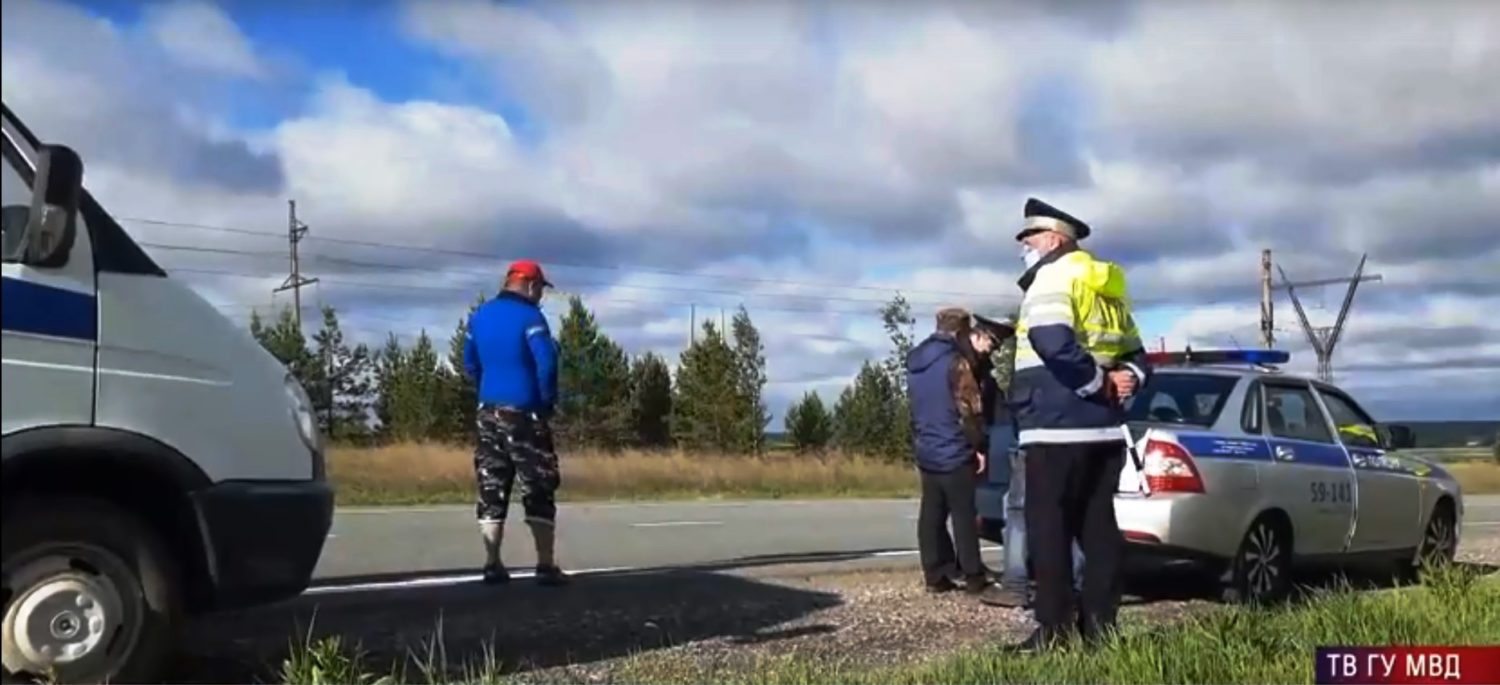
[1227, 515, 1292, 606]
[1, 497, 181, 685]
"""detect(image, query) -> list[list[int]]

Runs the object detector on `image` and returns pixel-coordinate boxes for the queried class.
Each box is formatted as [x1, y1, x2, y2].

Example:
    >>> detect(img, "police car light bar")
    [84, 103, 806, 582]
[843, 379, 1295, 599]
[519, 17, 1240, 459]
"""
[1143, 348, 1291, 367]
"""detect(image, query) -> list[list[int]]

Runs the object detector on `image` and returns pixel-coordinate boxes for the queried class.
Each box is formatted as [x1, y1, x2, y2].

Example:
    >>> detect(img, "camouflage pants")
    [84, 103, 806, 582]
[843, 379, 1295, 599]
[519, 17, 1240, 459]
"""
[474, 405, 561, 525]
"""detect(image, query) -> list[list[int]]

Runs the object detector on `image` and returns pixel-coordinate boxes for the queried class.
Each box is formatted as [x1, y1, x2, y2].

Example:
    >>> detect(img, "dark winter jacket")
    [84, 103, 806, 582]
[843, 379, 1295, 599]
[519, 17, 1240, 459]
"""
[906, 332, 987, 473]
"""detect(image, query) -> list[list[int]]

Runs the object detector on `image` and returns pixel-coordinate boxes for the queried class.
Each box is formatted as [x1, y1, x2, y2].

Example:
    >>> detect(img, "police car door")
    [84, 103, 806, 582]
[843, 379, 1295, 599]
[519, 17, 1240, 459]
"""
[1315, 385, 1422, 553]
[1259, 379, 1357, 556]
[1, 113, 97, 433]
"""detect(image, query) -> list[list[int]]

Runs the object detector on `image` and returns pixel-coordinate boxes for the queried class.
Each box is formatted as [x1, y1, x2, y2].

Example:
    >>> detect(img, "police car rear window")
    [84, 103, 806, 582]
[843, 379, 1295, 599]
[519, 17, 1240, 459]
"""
[1124, 373, 1239, 427]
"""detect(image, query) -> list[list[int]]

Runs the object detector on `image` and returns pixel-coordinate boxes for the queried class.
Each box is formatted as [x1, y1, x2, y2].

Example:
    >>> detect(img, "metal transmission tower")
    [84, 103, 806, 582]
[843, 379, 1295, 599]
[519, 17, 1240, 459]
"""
[275, 199, 319, 333]
[1274, 254, 1382, 383]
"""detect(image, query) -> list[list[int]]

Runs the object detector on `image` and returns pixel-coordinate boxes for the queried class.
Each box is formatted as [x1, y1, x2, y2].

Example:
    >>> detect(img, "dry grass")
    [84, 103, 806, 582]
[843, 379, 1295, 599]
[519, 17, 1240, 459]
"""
[1450, 462, 1500, 495]
[327, 443, 1500, 507]
[326, 442, 917, 507]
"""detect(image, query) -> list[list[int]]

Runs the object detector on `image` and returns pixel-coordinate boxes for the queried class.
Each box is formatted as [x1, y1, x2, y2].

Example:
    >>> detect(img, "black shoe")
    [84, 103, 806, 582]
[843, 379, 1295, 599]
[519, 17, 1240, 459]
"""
[963, 574, 991, 595]
[1014, 626, 1071, 654]
[925, 577, 958, 594]
[482, 563, 510, 585]
[1077, 616, 1117, 649]
[536, 564, 570, 587]
[979, 584, 1028, 608]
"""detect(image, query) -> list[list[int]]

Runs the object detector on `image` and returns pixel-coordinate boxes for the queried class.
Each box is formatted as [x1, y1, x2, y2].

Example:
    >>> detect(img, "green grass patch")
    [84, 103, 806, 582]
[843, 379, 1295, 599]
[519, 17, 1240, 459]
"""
[278, 565, 1499, 685]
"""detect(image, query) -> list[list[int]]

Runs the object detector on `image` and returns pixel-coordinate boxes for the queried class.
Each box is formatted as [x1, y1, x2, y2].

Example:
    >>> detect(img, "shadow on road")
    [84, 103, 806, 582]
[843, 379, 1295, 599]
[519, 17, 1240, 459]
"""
[172, 568, 843, 684]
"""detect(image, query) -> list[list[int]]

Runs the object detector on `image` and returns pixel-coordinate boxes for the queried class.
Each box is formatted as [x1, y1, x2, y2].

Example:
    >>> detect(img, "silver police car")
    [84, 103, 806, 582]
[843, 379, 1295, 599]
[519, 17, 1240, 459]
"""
[1114, 349, 1464, 604]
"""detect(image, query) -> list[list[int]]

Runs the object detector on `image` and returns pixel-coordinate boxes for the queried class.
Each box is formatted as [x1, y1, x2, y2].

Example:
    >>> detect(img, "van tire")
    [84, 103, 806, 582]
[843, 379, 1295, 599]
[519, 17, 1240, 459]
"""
[1, 497, 182, 684]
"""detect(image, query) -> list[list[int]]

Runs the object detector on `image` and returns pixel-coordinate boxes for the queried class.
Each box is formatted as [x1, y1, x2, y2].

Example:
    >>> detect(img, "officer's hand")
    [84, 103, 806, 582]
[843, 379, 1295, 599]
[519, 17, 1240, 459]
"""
[975, 451, 987, 475]
[1108, 369, 1138, 402]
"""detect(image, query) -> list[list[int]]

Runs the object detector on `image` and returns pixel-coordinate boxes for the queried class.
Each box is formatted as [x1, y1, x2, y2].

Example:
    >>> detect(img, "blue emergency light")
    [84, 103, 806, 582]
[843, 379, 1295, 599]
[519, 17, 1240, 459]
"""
[1143, 348, 1291, 367]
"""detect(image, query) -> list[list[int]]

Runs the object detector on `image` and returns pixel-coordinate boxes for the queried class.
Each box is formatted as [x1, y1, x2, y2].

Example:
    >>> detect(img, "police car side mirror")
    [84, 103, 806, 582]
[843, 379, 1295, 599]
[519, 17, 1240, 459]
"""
[3, 144, 83, 267]
[1382, 424, 1415, 450]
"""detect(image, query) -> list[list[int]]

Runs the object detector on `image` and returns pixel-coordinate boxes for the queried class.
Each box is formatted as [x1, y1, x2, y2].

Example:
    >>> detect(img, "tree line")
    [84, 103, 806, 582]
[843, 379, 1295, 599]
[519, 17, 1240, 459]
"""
[248, 292, 1014, 459]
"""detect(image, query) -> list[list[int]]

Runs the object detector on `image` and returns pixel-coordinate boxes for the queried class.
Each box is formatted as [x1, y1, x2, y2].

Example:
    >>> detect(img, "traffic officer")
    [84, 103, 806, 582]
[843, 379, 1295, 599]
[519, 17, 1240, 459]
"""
[462, 259, 569, 587]
[1008, 198, 1150, 650]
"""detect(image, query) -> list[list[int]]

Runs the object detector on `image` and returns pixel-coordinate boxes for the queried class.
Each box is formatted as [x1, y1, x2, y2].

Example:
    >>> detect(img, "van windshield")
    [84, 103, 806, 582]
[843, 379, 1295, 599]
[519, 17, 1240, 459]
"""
[1124, 372, 1240, 427]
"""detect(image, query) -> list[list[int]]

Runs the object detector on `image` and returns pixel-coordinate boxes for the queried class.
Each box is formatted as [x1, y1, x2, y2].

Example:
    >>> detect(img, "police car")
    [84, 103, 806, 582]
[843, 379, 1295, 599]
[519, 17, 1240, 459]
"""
[1114, 349, 1463, 604]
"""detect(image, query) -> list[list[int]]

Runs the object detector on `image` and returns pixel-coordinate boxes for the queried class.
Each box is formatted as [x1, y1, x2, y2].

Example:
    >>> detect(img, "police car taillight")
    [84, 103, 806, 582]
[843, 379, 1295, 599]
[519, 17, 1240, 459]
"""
[1142, 439, 1205, 493]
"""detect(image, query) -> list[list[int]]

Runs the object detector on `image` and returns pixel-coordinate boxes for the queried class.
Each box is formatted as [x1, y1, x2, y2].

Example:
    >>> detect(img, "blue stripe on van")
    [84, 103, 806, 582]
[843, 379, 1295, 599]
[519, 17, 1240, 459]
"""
[0, 276, 97, 341]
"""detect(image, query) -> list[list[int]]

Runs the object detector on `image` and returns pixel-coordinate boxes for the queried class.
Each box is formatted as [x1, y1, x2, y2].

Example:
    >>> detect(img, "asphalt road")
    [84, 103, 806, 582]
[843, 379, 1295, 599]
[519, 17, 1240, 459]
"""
[313, 494, 1500, 588]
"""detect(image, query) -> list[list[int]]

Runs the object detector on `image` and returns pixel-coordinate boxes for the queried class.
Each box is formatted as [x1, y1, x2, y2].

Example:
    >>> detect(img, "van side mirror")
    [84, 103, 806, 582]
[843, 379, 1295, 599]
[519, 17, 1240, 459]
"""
[1382, 424, 1416, 450]
[2, 144, 83, 267]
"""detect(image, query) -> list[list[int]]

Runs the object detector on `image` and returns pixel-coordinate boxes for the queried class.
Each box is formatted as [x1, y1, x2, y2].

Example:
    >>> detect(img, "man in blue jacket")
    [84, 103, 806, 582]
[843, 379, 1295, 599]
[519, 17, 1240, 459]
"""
[463, 259, 567, 586]
[907, 307, 997, 595]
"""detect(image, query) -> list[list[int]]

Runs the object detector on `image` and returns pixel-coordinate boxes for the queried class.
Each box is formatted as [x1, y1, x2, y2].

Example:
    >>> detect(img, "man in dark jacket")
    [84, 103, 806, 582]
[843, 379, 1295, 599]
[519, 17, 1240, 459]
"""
[907, 307, 996, 594]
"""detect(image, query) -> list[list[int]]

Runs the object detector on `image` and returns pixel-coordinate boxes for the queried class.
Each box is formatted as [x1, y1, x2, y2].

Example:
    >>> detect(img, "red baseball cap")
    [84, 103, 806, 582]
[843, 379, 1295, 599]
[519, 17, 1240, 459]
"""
[506, 259, 553, 288]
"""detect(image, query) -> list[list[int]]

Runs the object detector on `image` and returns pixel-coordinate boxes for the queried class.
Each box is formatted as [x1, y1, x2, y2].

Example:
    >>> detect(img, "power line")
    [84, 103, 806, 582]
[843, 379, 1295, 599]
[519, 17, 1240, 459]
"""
[167, 266, 901, 317]
[135, 238, 1020, 307]
[117, 214, 1023, 300]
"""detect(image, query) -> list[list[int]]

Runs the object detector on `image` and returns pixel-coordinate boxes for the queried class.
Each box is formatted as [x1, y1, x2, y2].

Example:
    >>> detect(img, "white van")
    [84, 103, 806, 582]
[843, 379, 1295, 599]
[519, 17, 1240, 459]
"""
[2, 103, 334, 683]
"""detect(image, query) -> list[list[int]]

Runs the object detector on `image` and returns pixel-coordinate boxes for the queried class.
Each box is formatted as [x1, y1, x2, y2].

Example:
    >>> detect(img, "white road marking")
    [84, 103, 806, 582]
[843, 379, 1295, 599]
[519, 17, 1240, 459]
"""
[631, 521, 723, 528]
[1464, 521, 1500, 527]
[307, 544, 1008, 596]
[306, 565, 635, 595]
[336, 499, 919, 515]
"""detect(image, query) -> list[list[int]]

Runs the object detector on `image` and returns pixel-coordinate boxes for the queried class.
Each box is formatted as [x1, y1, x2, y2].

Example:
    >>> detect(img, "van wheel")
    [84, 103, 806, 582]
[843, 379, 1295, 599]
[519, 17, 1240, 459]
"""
[1, 497, 181, 684]
[1224, 514, 1292, 606]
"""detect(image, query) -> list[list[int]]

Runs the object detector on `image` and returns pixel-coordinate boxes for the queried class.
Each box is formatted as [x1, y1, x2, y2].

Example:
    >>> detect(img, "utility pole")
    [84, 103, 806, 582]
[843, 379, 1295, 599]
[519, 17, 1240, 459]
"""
[275, 199, 318, 333]
[1260, 249, 1275, 349]
[690, 304, 696, 346]
[1276, 254, 1382, 383]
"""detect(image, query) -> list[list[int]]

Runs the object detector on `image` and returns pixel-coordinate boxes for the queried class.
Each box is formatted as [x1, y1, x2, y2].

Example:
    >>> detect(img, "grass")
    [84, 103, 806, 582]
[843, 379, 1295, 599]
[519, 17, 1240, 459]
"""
[277, 564, 1500, 685]
[328, 442, 1500, 506]
[327, 442, 917, 507]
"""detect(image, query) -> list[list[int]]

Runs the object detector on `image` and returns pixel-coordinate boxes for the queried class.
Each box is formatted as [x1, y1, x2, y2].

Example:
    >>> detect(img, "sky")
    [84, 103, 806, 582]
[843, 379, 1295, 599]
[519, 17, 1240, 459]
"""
[3, 0, 1497, 424]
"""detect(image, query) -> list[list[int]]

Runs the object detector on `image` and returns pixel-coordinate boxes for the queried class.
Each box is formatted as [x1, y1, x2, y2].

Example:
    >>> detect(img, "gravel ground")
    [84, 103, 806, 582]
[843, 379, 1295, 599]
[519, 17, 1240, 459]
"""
[175, 529, 1499, 684]
[522, 535, 1500, 685]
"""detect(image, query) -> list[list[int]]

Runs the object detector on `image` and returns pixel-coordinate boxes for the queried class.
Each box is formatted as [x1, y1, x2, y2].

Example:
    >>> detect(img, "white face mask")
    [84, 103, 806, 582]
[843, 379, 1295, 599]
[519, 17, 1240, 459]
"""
[1021, 245, 1042, 268]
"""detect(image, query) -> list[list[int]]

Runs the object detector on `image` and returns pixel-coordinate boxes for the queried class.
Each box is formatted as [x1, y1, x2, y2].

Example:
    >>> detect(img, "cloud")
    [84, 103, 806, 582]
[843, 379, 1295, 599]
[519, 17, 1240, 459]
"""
[144, 0, 268, 79]
[4, 0, 1496, 425]
[1086, 0, 1500, 180]
[0, 0, 284, 193]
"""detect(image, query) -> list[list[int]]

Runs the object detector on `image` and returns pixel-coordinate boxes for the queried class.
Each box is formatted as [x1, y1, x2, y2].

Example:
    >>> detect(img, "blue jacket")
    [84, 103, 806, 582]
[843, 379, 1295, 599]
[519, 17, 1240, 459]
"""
[1010, 247, 1151, 445]
[463, 292, 558, 413]
[906, 333, 984, 473]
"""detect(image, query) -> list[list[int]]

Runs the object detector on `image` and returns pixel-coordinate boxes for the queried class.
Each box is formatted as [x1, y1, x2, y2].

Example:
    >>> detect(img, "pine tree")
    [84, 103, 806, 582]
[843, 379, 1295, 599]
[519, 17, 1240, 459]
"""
[309, 306, 375, 441]
[250, 307, 317, 393]
[374, 331, 445, 442]
[879, 294, 917, 457]
[629, 352, 673, 448]
[730, 306, 770, 454]
[785, 390, 833, 453]
[554, 296, 632, 449]
[442, 292, 488, 443]
[833, 360, 908, 460]
[671, 321, 742, 452]
[374, 334, 405, 436]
